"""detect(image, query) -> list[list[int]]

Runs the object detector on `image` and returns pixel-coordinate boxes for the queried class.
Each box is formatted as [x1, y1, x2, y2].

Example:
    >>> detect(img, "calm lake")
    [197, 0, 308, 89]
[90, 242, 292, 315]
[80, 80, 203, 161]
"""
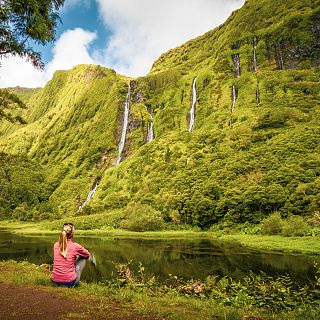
[0, 230, 319, 285]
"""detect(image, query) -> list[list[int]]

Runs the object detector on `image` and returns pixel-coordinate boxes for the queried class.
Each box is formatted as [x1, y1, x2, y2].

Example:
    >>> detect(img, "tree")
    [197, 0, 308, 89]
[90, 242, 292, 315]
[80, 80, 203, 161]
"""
[0, 1, 65, 123]
[0, 0, 65, 69]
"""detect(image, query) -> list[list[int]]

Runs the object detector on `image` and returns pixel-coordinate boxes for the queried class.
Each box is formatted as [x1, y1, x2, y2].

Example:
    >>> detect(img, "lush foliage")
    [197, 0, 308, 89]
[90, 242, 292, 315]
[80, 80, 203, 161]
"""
[119, 203, 165, 231]
[0, 88, 26, 123]
[0, 0, 319, 230]
[281, 215, 309, 237]
[0, 152, 52, 220]
[260, 212, 309, 236]
[260, 212, 283, 235]
[0, 0, 65, 69]
[109, 260, 320, 315]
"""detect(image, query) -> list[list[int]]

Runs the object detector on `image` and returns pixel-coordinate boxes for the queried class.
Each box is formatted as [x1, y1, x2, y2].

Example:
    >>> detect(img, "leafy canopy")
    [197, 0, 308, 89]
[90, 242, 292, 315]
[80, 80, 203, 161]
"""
[0, 0, 65, 69]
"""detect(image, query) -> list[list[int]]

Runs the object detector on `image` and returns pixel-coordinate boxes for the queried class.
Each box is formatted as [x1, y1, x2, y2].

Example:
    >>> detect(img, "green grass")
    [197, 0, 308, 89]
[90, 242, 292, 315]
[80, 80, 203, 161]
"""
[1, 260, 319, 320]
[0, 260, 258, 320]
[220, 234, 320, 255]
[1, 220, 211, 238]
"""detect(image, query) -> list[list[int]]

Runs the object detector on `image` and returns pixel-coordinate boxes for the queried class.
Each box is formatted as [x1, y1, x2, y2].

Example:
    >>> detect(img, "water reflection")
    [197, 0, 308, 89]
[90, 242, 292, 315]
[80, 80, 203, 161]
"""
[0, 230, 318, 285]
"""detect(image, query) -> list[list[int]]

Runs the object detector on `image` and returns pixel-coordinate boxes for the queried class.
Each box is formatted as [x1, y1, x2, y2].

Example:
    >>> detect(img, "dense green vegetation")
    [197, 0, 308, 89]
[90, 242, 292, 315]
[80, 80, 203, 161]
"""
[0, 88, 27, 123]
[0, 153, 52, 220]
[0, 0, 319, 232]
[1, 260, 320, 320]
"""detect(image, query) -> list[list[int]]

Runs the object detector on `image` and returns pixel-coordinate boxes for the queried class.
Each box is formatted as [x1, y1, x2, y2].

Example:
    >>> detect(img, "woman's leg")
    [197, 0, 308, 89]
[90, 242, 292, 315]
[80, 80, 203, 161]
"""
[75, 256, 87, 284]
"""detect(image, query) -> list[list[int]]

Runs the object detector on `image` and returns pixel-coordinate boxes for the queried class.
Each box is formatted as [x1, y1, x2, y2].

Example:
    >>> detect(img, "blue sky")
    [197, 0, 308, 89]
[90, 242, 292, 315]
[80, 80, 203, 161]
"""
[0, 0, 245, 88]
[36, 1, 110, 64]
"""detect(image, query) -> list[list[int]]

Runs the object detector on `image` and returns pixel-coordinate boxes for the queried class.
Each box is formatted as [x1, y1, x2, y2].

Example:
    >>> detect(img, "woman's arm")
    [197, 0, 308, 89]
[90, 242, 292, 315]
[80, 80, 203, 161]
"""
[75, 243, 90, 259]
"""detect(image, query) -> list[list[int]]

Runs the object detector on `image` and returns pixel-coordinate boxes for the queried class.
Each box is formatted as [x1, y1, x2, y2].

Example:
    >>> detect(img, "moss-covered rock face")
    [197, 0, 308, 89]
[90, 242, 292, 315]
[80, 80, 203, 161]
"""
[150, 0, 320, 74]
[0, 0, 320, 227]
[0, 65, 138, 216]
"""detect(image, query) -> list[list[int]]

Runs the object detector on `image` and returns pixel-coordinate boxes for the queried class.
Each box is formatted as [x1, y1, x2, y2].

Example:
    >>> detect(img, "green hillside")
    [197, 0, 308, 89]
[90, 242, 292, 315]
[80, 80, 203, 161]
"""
[0, 0, 319, 229]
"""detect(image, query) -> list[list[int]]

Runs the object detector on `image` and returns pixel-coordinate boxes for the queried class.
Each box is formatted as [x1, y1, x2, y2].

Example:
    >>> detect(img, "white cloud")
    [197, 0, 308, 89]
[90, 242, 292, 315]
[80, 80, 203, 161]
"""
[0, 28, 97, 88]
[0, 56, 47, 88]
[96, 0, 245, 77]
[46, 28, 97, 80]
[0, 0, 246, 87]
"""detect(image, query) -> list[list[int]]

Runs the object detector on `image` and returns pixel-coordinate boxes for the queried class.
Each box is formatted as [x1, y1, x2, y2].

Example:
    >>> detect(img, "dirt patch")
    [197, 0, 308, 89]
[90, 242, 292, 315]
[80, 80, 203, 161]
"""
[0, 282, 156, 320]
[0, 282, 83, 319]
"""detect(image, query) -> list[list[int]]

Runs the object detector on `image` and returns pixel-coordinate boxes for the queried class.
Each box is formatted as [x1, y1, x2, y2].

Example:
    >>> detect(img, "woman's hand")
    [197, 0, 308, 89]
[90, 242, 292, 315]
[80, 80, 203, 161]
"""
[88, 254, 97, 267]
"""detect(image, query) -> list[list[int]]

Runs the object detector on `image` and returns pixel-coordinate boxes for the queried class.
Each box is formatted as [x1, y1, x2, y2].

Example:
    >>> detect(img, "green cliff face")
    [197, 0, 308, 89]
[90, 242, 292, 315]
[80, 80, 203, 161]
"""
[1, 0, 319, 228]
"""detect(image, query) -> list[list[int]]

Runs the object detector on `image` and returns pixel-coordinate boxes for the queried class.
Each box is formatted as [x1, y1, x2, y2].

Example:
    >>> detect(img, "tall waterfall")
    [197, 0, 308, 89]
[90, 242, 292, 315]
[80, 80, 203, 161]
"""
[146, 110, 154, 142]
[253, 35, 258, 72]
[78, 178, 100, 212]
[188, 78, 197, 132]
[78, 83, 131, 212]
[231, 84, 237, 113]
[115, 83, 131, 165]
[232, 54, 241, 77]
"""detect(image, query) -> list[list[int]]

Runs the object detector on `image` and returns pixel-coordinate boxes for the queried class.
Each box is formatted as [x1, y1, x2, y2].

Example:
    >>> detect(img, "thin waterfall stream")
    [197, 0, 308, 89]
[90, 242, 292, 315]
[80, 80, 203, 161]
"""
[115, 84, 131, 165]
[146, 110, 154, 142]
[231, 84, 237, 113]
[276, 42, 284, 70]
[78, 83, 131, 211]
[229, 84, 238, 126]
[78, 178, 100, 212]
[232, 54, 241, 77]
[188, 78, 197, 132]
[253, 35, 258, 72]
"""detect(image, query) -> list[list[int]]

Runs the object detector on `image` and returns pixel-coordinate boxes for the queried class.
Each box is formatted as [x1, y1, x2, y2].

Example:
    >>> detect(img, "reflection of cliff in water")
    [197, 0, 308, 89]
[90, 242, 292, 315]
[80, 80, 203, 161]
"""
[0, 231, 54, 264]
[0, 231, 318, 285]
[78, 237, 319, 285]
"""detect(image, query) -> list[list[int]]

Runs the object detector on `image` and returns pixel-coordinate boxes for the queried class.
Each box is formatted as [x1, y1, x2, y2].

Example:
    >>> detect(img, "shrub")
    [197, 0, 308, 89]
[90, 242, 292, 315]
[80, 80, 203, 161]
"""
[11, 204, 31, 221]
[120, 203, 164, 232]
[260, 212, 283, 235]
[281, 215, 308, 237]
[169, 210, 181, 225]
[253, 110, 286, 130]
[41, 210, 123, 230]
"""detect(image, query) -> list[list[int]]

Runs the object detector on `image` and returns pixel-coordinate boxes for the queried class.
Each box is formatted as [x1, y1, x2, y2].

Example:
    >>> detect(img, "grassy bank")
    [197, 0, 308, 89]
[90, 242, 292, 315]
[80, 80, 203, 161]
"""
[0, 220, 210, 238]
[1, 260, 320, 320]
[220, 234, 320, 255]
[1, 220, 320, 256]
[75, 231, 320, 256]
[0, 260, 258, 320]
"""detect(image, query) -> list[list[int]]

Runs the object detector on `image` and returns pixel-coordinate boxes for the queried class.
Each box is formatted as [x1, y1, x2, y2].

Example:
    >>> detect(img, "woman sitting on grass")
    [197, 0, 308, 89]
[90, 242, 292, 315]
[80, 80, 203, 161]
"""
[51, 223, 95, 287]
